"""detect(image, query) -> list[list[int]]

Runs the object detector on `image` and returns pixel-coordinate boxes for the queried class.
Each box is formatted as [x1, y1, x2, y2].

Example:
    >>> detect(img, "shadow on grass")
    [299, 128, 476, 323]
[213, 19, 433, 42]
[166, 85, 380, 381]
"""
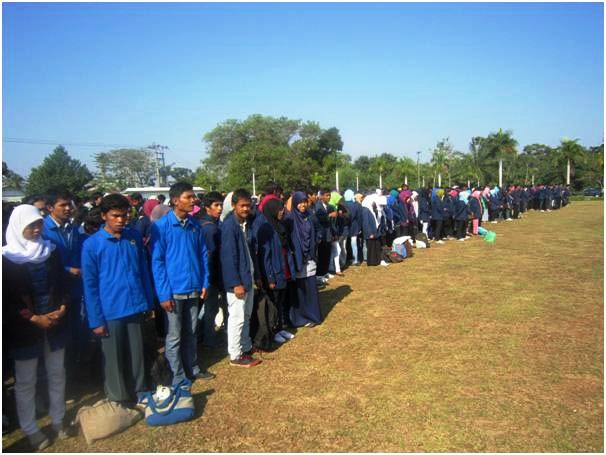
[319, 284, 352, 320]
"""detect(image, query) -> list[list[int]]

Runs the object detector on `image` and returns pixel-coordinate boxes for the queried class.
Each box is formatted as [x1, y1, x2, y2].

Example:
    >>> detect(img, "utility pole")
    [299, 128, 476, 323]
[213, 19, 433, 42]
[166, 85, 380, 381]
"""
[416, 150, 421, 188]
[148, 143, 168, 187]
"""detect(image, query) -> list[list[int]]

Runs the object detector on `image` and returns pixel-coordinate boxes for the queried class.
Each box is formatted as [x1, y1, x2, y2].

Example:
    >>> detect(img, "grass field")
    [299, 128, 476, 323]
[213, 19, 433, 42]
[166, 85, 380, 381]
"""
[3, 201, 603, 452]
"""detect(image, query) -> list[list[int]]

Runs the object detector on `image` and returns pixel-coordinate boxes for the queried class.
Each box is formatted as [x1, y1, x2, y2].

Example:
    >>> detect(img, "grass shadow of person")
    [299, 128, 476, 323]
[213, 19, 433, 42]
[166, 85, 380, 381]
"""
[319, 284, 352, 321]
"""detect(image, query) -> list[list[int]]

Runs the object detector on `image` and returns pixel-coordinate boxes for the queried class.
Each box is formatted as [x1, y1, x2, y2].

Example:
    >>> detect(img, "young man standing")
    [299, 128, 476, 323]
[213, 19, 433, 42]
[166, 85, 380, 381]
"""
[42, 192, 87, 366]
[220, 189, 262, 367]
[81, 194, 154, 405]
[198, 191, 224, 349]
[151, 182, 215, 383]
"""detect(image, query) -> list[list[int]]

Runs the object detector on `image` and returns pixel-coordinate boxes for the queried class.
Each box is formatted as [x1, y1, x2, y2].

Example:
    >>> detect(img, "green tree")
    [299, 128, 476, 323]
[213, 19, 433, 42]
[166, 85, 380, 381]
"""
[2, 161, 25, 190]
[430, 138, 453, 187]
[483, 129, 518, 186]
[557, 138, 586, 185]
[93, 148, 157, 191]
[26, 146, 92, 197]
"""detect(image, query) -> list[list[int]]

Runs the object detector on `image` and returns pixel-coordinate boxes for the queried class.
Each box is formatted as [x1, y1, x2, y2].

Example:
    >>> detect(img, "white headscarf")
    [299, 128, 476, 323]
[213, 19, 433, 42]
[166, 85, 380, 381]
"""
[2, 205, 55, 264]
[361, 193, 381, 228]
[220, 191, 234, 222]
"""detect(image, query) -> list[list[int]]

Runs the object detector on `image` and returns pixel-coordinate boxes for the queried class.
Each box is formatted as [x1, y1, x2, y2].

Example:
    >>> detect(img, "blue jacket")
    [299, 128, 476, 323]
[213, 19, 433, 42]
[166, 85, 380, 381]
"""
[443, 196, 455, 218]
[453, 199, 469, 221]
[418, 196, 431, 223]
[314, 201, 333, 242]
[345, 200, 362, 236]
[361, 207, 379, 240]
[469, 198, 482, 219]
[256, 220, 295, 289]
[284, 210, 317, 274]
[220, 214, 259, 293]
[431, 197, 446, 221]
[199, 213, 222, 289]
[42, 215, 82, 272]
[150, 210, 209, 303]
[81, 228, 154, 329]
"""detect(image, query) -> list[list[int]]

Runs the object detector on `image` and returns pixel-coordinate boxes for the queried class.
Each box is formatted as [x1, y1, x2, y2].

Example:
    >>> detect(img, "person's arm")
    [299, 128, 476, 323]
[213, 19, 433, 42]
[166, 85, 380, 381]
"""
[150, 222, 173, 311]
[198, 229, 209, 299]
[81, 239, 106, 334]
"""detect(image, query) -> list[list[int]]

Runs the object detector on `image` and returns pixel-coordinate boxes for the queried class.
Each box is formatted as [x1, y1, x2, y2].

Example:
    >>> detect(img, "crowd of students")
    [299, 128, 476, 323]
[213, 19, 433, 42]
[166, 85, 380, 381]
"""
[2, 180, 571, 450]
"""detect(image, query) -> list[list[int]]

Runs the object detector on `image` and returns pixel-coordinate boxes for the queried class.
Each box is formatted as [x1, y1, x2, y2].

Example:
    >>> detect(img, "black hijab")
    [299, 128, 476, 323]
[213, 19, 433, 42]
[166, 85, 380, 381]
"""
[262, 198, 288, 247]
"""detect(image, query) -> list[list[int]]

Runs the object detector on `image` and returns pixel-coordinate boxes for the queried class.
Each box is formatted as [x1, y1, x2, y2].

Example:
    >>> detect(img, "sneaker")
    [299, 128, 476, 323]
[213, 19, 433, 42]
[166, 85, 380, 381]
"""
[465, 236, 471, 239]
[273, 333, 287, 343]
[193, 370, 216, 381]
[230, 356, 261, 367]
[351, 262, 360, 266]
[490, 221, 498, 224]
[325, 273, 335, 279]
[380, 260, 390, 266]
[278, 330, 295, 340]
[506, 218, 512, 221]
[436, 240, 445, 244]
[28, 431, 51, 451]
[458, 238, 465, 241]
[304, 322, 317, 328]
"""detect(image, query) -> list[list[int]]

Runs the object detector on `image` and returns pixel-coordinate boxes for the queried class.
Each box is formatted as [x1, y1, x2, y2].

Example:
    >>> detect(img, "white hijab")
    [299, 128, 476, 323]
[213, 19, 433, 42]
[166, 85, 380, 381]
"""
[220, 191, 234, 222]
[2, 205, 56, 264]
[361, 193, 381, 228]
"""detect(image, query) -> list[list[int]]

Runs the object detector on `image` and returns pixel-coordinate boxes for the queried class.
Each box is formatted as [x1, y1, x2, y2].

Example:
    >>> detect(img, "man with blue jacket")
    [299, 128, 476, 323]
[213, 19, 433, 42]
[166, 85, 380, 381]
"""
[220, 189, 262, 367]
[151, 182, 214, 383]
[81, 194, 154, 405]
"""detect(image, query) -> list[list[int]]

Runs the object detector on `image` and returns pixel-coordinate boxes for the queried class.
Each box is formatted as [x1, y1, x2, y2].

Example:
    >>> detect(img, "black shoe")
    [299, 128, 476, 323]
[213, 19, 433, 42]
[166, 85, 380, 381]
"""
[193, 370, 216, 381]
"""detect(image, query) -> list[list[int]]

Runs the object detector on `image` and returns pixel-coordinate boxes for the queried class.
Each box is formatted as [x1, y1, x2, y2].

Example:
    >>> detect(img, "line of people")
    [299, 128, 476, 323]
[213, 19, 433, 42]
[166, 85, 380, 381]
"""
[2, 180, 570, 450]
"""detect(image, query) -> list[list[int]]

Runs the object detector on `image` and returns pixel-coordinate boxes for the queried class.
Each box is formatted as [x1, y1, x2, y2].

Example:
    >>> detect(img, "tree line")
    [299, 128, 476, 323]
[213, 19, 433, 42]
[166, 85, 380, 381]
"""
[3, 114, 603, 198]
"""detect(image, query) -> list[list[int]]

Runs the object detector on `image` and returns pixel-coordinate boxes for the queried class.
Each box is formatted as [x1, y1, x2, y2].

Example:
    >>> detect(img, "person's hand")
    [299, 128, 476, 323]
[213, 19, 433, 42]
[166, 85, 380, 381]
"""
[92, 325, 108, 337]
[369, 235, 375, 239]
[269, 282, 276, 290]
[46, 305, 67, 321]
[31, 314, 57, 330]
[328, 212, 338, 218]
[200, 288, 207, 300]
[255, 279, 263, 289]
[233, 285, 245, 299]
[160, 300, 175, 312]
[68, 267, 81, 277]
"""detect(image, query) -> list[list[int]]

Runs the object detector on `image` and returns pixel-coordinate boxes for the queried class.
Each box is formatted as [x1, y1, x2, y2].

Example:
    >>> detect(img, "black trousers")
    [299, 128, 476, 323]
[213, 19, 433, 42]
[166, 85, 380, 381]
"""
[431, 219, 443, 240]
[316, 241, 331, 276]
[454, 219, 467, 239]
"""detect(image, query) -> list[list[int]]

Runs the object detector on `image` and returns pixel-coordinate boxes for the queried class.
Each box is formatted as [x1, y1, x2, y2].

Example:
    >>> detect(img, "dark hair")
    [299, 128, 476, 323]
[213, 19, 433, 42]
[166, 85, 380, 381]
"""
[203, 191, 224, 208]
[26, 195, 47, 205]
[47, 191, 73, 207]
[130, 192, 143, 202]
[157, 194, 166, 203]
[84, 207, 103, 234]
[90, 192, 103, 201]
[100, 194, 130, 213]
[169, 182, 193, 202]
[232, 188, 252, 205]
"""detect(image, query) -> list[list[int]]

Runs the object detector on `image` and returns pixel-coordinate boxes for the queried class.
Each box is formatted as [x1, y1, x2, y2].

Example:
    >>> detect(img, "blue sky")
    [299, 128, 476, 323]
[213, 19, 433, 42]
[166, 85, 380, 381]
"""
[2, 2, 604, 178]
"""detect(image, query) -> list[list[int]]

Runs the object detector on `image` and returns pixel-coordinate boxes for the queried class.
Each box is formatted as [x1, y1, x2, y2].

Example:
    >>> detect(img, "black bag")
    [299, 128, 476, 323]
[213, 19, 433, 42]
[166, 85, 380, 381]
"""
[415, 232, 430, 248]
[250, 288, 280, 351]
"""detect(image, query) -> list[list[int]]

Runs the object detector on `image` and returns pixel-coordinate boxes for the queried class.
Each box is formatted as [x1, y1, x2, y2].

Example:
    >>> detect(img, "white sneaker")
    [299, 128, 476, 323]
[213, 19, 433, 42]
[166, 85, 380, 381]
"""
[380, 260, 390, 266]
[490, 221, 498, 224]
[279, 330, 295, 340]
[436, 240, 445, 244]
[324, 273, 335, 280]
[506, 218, 512, 221]
[458, 238, 465, 241]
[273, 333, 287, 343]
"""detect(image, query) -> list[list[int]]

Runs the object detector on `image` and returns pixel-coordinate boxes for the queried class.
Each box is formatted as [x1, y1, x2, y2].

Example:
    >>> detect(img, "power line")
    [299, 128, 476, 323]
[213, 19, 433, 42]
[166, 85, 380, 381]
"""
[3, 137, 144, 149]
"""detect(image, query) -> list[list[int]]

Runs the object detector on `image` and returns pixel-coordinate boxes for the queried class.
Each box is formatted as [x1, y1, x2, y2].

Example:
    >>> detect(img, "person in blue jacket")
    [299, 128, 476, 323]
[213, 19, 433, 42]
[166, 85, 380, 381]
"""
[454, 190, 470, 241]
[81, 194, 154, 406]
[151, 182, 214, 383]
[258, 198, 296, 342]
[284, 191, 323, 326]
[343, 189, 362, 266]
[198, 191, 224, 349]
[431, 189, 447, 243]
[220, 189, 262, 367]
[417, 188, 431, 236]
[42, 191, 88, 367]
[361, 193, 383, 266]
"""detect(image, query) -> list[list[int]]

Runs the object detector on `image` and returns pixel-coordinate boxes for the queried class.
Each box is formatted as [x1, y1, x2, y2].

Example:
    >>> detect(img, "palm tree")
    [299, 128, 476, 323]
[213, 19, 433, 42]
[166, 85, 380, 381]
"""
[484, 129, 518, 186]
[558, 138, 586, 185]
[431, 139, 452, 187]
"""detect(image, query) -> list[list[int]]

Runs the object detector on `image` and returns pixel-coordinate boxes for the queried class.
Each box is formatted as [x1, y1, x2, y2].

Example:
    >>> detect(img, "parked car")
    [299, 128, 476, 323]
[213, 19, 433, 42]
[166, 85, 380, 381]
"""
[582, 188, 603, 197]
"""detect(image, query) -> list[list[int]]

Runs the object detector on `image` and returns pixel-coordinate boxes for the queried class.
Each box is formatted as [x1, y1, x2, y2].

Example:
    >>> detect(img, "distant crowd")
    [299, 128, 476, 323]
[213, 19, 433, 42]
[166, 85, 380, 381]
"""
[2, 181, 571, 449]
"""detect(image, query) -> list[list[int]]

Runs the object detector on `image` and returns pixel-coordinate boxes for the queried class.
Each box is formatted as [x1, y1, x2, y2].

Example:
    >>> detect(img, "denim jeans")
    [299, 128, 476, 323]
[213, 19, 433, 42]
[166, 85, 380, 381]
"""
[15, 338, 65, 435]
[165, 298, 200, 384]
[226, 290, 254, 361]
[350, 235, 360, 264]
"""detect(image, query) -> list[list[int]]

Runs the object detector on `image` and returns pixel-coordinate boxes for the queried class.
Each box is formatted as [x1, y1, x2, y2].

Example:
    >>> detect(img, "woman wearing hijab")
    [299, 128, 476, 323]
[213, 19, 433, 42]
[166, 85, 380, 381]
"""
[3, 205, 71, 450]
[417, 188, 431, 236]
[431, 188, 447, 244]
[284, 192, 322, 327]
[258, 198, 296, 342]
[361, 194, 383, 266]
[469, 189, 483, 235]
